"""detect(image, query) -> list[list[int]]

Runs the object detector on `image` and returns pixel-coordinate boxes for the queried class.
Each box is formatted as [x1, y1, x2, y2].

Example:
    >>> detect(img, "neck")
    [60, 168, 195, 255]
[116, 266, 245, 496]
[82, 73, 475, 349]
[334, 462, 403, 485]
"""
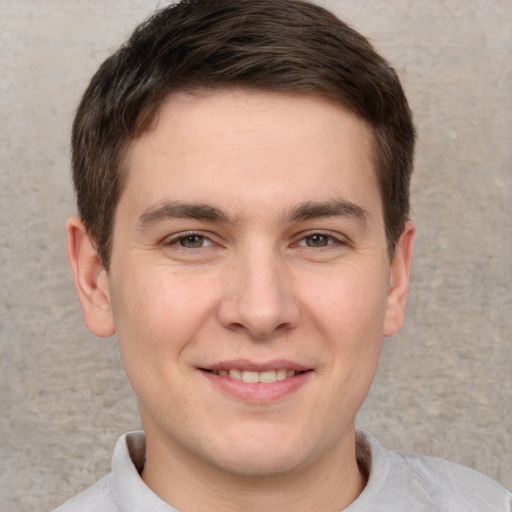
[141, 426, 366, 512]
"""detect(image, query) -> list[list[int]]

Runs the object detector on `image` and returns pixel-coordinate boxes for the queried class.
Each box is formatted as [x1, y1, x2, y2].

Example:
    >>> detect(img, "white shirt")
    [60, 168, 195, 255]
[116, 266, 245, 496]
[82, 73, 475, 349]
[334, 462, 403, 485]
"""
[53, 430, 511, 511]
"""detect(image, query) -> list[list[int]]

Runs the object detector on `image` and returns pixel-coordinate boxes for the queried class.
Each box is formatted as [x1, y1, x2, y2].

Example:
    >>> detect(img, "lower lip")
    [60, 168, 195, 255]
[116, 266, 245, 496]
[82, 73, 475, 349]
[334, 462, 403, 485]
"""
[200, 370, 312, 403]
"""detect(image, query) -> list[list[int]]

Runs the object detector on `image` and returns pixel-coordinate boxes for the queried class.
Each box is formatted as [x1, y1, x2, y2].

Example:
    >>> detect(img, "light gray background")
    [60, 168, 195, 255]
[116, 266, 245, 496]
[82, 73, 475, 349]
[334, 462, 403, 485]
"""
[1, 1, 511, 510]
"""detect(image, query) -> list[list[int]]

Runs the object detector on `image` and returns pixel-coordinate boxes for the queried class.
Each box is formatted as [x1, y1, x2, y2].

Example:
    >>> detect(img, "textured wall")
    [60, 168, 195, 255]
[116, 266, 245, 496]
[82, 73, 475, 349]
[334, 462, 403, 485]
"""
[1, 1, 510, 510]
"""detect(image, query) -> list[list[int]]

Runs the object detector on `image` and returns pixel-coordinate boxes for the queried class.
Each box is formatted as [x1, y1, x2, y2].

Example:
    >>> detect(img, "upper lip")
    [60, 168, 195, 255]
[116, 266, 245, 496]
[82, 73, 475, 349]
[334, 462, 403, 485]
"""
[201, 360, 311, 372]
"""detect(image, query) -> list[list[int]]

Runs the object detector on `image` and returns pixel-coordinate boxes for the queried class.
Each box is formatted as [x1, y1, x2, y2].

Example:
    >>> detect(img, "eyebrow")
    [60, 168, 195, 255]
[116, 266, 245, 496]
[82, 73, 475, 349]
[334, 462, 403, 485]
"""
[137, 201, 232, 228]
[286, 199, 369, 222]
[136, 197, 368, 228]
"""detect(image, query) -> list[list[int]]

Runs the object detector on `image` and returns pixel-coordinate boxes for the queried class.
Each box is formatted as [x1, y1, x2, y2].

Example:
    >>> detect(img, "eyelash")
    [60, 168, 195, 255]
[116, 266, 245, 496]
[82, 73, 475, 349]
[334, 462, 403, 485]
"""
[164, 231, 347, 250]
[164, 232, 215, 249]
[295, 232, 346, 248]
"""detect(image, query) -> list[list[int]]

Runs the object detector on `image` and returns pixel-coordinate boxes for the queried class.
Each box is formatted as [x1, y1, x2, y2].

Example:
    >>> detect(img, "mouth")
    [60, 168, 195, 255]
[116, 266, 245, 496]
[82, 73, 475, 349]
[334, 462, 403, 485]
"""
[203, 368, 300, 384]
[198, 362, 312, 402]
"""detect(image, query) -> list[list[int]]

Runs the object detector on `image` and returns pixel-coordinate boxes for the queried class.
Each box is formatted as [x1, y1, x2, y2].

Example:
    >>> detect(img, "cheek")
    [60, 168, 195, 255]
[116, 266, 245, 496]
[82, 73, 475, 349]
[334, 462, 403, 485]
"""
[303, 263, 388, 397]
[108, 274, 197, 407]
[303, 263, 389, 338]
[109, 267, 219, 362]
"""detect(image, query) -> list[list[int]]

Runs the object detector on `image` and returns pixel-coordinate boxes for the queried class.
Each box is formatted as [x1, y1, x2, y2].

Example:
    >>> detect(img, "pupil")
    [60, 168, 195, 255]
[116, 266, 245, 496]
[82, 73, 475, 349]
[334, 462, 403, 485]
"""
[181, 235, 203, 248]
[309, 234, 327, 246]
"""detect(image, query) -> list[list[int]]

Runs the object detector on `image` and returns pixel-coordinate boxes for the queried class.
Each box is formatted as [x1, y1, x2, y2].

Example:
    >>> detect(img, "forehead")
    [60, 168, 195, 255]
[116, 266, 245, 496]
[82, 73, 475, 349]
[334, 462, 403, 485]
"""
[120, 89, 380, 222]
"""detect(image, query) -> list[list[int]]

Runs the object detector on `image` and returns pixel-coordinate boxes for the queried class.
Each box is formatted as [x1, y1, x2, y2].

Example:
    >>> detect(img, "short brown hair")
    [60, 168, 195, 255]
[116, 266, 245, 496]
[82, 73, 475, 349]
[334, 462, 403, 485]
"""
[72, 0, 415, 269]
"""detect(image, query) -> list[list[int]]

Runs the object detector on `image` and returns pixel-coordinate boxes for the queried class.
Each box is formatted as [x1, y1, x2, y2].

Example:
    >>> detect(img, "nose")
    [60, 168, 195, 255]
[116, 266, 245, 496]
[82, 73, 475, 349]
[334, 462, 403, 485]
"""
[217, 245, 300, 340]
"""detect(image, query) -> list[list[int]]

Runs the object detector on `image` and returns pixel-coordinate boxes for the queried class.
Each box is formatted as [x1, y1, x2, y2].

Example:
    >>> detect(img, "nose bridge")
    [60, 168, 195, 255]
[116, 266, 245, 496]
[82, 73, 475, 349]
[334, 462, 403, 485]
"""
[219, 238, 299, 338]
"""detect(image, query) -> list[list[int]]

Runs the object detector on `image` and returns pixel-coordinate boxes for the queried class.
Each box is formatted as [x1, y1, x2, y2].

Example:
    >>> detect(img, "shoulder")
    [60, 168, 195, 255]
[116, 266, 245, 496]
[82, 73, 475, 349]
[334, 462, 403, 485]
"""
[52, 431, 146, 512]
[353, 431, 512, 512]
[52, 432, 177, 512]
[393, 449, 511, 511]
[52, 474, 118, 512]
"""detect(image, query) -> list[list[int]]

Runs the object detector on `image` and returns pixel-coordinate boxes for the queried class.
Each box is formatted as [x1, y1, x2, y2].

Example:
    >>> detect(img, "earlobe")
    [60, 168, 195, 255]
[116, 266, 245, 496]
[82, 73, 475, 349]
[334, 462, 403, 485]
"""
[383, 221, 415, 337]
[66, 216, 116, 337]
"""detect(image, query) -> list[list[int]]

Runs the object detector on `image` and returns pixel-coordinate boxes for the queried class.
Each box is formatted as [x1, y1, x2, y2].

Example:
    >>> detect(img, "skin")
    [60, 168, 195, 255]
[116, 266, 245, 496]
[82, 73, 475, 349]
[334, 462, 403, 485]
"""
[67, 89, 414, 512]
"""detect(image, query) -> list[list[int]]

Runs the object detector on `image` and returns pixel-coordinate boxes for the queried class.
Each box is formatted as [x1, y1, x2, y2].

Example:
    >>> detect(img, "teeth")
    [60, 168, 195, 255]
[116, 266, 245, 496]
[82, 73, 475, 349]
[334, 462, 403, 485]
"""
[229, 369, 242, 380]
[242, 371, 259, 383]
[259, 370, 277, 383]
[214, 368, 296, 383]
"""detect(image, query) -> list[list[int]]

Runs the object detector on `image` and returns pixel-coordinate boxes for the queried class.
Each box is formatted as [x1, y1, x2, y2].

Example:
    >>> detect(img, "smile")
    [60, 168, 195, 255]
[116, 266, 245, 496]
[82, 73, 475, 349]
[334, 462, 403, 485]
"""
[200, 364, 312, 402]
[210, 369, 297, 383]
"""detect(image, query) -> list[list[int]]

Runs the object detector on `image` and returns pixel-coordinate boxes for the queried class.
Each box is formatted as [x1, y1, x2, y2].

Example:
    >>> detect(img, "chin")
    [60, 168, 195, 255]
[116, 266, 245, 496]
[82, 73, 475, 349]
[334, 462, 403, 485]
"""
[203, 428, 324, 479]
[213, 449, 308, 479]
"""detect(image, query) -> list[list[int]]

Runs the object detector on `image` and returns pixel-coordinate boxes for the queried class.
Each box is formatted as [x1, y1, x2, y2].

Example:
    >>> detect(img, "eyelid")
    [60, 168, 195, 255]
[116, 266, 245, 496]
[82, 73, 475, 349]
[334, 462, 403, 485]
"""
[163, 231, 217, 248]
[161, 229, 349, 249]
[294, 230, 348, 247]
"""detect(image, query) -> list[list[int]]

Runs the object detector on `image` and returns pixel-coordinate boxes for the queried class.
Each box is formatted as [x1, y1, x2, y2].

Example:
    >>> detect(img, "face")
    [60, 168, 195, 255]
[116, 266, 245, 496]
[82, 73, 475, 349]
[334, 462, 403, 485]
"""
[71, 89, 413, 482]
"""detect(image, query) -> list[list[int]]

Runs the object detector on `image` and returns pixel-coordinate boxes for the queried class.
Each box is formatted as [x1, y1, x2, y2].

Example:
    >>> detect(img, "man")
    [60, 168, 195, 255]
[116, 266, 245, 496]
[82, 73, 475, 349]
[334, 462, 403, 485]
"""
[56, 0, 511, 510]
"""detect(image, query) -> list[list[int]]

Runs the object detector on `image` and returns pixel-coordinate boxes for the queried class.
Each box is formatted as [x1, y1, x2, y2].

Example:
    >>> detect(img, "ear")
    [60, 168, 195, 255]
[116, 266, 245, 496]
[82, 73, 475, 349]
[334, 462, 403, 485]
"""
[383, 220, 415, 337]
[66, 216, 116, 337]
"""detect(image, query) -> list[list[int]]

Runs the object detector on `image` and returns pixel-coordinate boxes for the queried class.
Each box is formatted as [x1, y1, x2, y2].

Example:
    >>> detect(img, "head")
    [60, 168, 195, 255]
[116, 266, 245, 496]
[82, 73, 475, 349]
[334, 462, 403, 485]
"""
[67, 1, 416, 505]
[72, 0, 415, 271]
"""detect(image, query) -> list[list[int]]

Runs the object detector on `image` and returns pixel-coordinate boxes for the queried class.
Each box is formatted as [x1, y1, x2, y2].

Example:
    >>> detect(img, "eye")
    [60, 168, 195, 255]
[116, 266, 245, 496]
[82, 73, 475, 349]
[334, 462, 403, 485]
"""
[299, 233, 334, 247]
[166, 233, 214, 249]
[180, 234, 211, 248]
